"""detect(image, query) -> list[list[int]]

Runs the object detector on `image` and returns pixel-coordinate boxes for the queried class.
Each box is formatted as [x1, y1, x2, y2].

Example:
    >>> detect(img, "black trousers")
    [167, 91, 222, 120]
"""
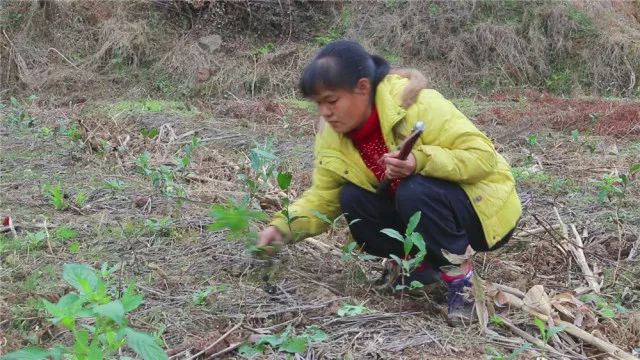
[339, 175, 510, 270]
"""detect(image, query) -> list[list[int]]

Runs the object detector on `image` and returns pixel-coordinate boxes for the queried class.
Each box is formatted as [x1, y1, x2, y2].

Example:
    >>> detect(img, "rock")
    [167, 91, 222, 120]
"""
[198, 34, 222, 53]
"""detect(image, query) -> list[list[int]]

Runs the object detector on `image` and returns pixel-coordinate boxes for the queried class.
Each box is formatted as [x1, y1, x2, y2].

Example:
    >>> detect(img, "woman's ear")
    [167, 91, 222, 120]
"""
[354, 78, 372, 96]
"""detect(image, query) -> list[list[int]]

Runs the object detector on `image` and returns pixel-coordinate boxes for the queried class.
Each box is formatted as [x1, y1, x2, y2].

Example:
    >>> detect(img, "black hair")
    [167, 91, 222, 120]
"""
[299, 40, 390, 98]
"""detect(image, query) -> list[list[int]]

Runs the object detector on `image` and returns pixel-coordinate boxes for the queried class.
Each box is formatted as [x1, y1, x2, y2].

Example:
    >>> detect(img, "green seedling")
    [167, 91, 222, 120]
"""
[534, 317, 565, 344]
[43, 184, 69, 210]
[144, 217, 173, 236]
[593, 174, 624, 202]
[526, 134, 538, 147]
[0, 263, 167, 360]
[140, 127, 159, 140]
[238, 325, 327, 357]
[7, 96, 36, 127]
[337, 303, 369, 317]
[381, 211, 427, 308]
[54, 226, 77, 242]
[578, 294, 626, 319]
[571, 129, 580, 142]
[104, 178, 125, 191]
[40, 127, 53, 138]
[74, 191, 88, 208]
[192, 284, 227, 305]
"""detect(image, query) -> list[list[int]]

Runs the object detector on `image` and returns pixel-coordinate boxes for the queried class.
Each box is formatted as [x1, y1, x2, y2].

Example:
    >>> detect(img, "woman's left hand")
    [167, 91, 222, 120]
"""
[381, 151, 416, 179]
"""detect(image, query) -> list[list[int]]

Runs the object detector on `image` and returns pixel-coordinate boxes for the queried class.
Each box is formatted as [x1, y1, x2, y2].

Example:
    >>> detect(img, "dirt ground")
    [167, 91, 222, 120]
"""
[1, 90, 639, 359]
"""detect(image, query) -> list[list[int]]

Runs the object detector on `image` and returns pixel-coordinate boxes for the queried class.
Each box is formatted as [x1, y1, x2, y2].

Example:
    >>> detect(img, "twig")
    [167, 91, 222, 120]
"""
[205, 341, 242, 359]
[43, 218, 53, 254]
[186, 319, 243, 360]
[491, 283, 526, 298]
[495, 315, 562, 356]
[496, 288, 636, 360]
[569, 225, 600, 293]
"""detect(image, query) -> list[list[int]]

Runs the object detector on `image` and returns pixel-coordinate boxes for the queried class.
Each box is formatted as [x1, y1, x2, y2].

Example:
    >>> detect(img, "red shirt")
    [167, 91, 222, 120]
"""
[348, 106, 400, 194]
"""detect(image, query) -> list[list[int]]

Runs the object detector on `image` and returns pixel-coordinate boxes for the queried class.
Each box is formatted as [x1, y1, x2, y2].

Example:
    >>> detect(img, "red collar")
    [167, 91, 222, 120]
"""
[348, 105, 379, 142]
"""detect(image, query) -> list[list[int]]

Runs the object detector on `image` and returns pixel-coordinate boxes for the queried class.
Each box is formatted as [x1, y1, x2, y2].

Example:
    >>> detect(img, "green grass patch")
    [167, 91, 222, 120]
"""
[105, 99, 196, 117]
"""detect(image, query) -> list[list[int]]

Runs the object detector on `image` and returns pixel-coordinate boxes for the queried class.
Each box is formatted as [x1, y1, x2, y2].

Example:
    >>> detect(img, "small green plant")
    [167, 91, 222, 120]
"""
[176, 136, 202, 171]
[593, 174, 624, 202]
[7, 96, 36, 127]
[533, 317, 565, 344]
[380, 211, 427, 307]
[192, 284, 227, 305]
[40, 127, 54, 138]
[578, 294, 626, 319]
[61, 124, 83, 141]
[136, 152, 187, 199]
[144, 217, 173, 236]
[0, 263, 167, 360]
[74, 191, 88, 208]
[104, 178, 125, 191]
[337, 303, 369, 317]
[253, 42, 275, 57]
[68, 241, 81, 254]
[43, 184, 69, 210]
[24, 231, 47, 251]
[545, 69, 572, 95]
[486, 342, 532, 360]
[54, 226, 77, 242]
[140, 127, 159, 140]
[209, 199, 268, 247]
[571, 129, 580, 142]
[238, 325, 327, 357]
[526, 134, 538, 147]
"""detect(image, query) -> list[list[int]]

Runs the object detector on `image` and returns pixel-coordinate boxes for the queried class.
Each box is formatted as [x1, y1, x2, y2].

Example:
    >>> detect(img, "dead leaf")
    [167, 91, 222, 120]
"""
[523, 285, 552, 317]
[441, 245, 475, 265]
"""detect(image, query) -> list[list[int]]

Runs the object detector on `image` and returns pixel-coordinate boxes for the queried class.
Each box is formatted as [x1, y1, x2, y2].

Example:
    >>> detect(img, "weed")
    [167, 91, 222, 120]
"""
[1, 263, 167, 360]
[109, 99, 194, 116]
[61, 124, 83, 141]
[141, 127, 159, 140]
[7, 96, 36, 127]
[144, 217, 173, 236]
[253, 42, 275, 57]
[68, 241, 81, 254]
[238, 325, 327, 356]
[192, 284, 227, 305]
[43, 184, 69, 211]
[40, 127, 53, 138]
[526, 134, 538, 147]
[104, 178, 125, 191]
[593, 174, 624, 202]
[534, 317, 565, 344]
[74, 191, 88, 208]
[545, 70, 572, 95]
[578, 293, 626, 319]
[54, 226, 77, 242]
[571, 129, 580, 142]
[337, 303, 369, 317]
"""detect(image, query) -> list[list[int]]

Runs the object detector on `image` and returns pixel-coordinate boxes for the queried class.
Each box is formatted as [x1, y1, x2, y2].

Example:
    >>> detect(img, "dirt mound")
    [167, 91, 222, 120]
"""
[477, 90, 640, 137]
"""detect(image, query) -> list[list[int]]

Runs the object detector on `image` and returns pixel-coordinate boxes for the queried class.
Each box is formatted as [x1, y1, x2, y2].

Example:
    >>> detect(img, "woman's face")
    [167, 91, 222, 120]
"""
[310, 78, 372, 134]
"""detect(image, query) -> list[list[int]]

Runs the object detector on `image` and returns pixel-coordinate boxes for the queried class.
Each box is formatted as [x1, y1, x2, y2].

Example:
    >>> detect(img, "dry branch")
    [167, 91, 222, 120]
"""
[569, 224, 601, 293]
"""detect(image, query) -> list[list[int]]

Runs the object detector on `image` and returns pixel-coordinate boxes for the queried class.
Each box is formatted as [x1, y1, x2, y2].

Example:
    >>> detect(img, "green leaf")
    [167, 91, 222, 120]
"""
[405, 211, 421, 237]
[0, 347, 51, 360]
[238, 342, 265, 356]
[337, 304, 368, 317]
[546, 325, 565, 339]
[599, 307, 616, 318]
[93, 300, 125, 325]
[68, 241, 80, 253]
[570, 129, 579, 142]
[258, 333, 285, 347]
[410, 232, 426, 254]
[311, 209, 332, 225]
[125, 328, 168, 360]
[409, 280, 423, 289]
[380, 228, 404, 243]
[489, 314, 504, 327]
[74, 330, 90, 357]
[534, 318, 546, 339]
[389, 254, 403, 266]
[54, 227, 77, 241]
[63, 263, 99, 295]
[630, 163, 640, 176]
[302, 325, 328, 343]
[279, 336, 307, 354]
[121, 285, 144, 312]
[277, 172, 293, 190]
[507, 342, 532, 360]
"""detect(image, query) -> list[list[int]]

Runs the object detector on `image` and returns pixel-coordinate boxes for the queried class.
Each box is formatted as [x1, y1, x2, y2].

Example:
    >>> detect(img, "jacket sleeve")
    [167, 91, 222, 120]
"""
[269, 144, 343, 242]
[411, 90, 498, 184]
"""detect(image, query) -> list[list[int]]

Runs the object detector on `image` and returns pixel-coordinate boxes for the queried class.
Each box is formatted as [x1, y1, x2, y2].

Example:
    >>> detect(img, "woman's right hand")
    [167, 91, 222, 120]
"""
[256, 226, 284, 257]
